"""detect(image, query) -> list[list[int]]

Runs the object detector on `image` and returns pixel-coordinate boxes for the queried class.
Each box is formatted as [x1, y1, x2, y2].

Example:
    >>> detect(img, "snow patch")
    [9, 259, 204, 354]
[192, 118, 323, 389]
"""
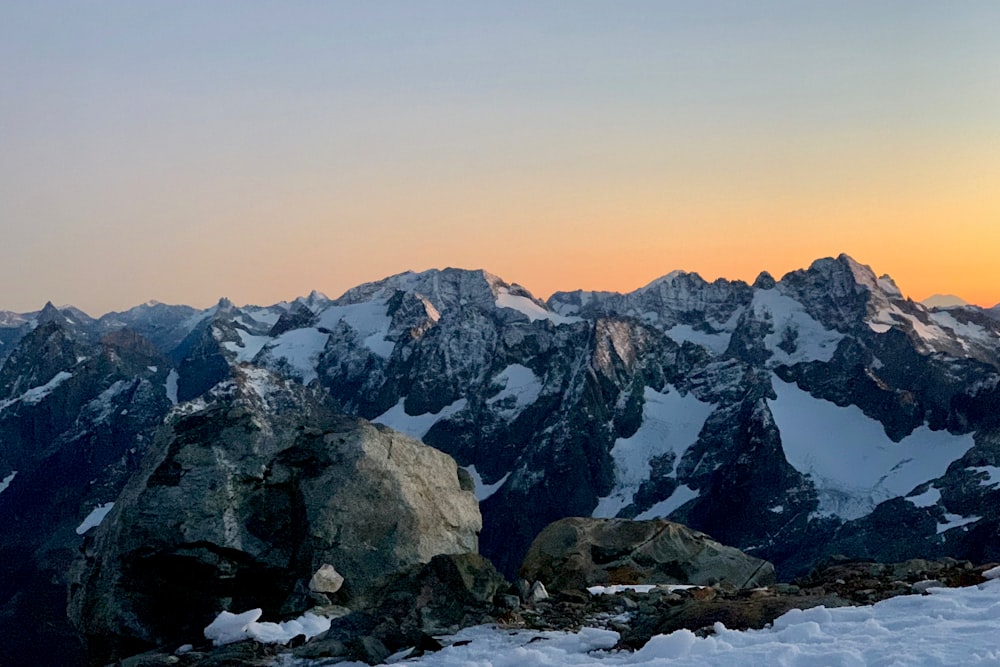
[204, 608, 330, 647]
[751, 288, 844, 364]
[1, 371, 74, 411]
[383, 579, 1000, 666]
[165, 369, 179, 405]
[594, 387, 713, 518]
[496, 287, 581, 325]
[769, 376, 975, 520]
[260, 327, 330, 384]
[463, 465, 510, 502]
[487, 364, 542, 418]
[316, 299, 395, 357]
[967, 466, 1000, 488]
[634, 485, 701, 520]
[372, 397, 468, 441]
[75, 502, 114, 535]
[664, 324, 730, 355]
[938, 513, 981, 534]
[0, 470, 16, 495]
[907, 486, 941, 508]
[223, 329, 270, 362]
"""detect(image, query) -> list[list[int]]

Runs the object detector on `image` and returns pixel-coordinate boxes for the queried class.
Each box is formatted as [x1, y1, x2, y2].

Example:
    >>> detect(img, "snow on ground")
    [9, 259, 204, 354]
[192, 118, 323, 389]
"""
[261, 328, 331, 384]
[496, 287, 581, 325]
[205, 608, 330, 647]
[663, 324, 730, 355]
[907, 486, 942, 508]
[587, 584, 697, 596]
[633, 485, 701, 520]
[0, 470, 16, 495]
[487, 364, 542, 418]
[462, 465, 511, 502]
[752, 288, 843, 365]
[2, 370, 74, 410]
[967, 466, 1000, 488]
[928, 310, 998, 346]
[223, 329, 271, 362]
[769, 376, 975, 520]
[594, 387, 713, 518]
[75, 502, 114, 535]
[316, 299, 395, 358]
[165, 369, 179, 405]
[937, 513, 982, 535]
[312, 578, 1000, 667]
[372, 398, 468, 441]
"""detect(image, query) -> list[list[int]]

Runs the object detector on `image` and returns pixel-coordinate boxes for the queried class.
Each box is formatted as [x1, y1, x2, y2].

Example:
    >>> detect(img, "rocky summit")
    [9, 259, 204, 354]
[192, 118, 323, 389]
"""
[1, 254, 1000, 664]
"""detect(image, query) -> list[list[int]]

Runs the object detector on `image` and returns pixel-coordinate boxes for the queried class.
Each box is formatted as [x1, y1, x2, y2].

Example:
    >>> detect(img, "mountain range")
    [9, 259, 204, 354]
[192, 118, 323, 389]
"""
[2, 253, 999, 661]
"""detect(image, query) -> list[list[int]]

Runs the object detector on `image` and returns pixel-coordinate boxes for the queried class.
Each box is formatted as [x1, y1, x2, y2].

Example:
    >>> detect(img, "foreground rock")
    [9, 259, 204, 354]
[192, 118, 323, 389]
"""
[69, 368, 481, 663]
[294, 552, 509, 663]
[520, 517, 776, 592]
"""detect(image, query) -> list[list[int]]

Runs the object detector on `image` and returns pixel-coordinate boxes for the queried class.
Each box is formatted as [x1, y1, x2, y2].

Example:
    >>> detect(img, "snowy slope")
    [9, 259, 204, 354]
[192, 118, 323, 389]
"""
[335, 576, 1000, 667]
[769, 376, 975, 520]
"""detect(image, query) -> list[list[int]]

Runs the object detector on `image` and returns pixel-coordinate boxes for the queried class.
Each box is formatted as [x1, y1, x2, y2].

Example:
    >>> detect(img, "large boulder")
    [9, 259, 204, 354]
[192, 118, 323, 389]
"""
[520, 517, 775, 592]
[69, 367, 481, 663]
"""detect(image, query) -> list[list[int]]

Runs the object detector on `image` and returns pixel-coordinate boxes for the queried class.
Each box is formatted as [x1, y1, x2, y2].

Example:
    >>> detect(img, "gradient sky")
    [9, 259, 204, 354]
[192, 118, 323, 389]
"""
[2, 1, 998, 315]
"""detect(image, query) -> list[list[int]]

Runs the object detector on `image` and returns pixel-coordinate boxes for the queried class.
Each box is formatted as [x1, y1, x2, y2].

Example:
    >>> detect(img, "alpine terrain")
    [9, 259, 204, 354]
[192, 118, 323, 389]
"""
[1, 254, 999, 663]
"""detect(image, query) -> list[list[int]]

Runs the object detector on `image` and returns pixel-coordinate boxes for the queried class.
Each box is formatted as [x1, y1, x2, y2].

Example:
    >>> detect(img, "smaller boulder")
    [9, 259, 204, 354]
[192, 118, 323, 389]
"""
[309, 564, 345, 595]
[520, 518, 775, 592]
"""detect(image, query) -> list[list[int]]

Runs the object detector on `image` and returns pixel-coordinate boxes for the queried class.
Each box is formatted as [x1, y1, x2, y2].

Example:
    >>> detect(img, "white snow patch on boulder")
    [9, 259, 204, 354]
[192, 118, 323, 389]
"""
[769, 376, 975, 520]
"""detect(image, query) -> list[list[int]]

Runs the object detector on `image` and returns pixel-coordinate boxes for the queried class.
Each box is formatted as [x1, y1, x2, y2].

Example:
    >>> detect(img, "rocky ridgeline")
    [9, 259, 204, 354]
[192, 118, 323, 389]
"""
[3, 255, 1000, 664]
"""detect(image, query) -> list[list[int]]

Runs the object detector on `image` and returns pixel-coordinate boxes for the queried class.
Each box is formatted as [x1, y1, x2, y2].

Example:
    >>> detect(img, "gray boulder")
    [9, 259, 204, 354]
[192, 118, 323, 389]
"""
[69, 367, 480, 662]
[520, 517, 775, 592]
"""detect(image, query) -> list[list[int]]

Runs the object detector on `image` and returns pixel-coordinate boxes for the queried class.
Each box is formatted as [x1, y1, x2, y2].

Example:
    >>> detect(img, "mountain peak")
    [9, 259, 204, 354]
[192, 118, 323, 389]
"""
[922, 294, 969, 309]
[36, 301, 65, 325]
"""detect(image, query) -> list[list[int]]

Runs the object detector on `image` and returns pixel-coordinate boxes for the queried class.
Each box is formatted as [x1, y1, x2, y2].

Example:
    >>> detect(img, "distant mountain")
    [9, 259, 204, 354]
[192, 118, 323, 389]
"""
[2, 254, 1000, 664]
[922, 294, 970, 309]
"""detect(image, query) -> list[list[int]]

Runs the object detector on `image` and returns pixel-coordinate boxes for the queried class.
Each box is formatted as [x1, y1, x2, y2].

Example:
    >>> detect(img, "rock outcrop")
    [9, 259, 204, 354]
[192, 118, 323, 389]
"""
[69, 367, 481, 663]
[520, 517, 775, 592]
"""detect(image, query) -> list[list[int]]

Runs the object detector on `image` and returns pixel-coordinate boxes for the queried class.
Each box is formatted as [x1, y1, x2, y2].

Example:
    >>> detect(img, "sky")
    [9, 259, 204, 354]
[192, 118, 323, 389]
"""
[1, 1, 998, 315]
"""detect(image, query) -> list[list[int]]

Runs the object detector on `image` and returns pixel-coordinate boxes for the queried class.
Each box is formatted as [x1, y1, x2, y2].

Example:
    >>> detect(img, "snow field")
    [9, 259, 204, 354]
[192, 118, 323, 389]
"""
[317, 578, 1000, 666]
[769, 376, 975, 521]
[594, 386, 713, 518]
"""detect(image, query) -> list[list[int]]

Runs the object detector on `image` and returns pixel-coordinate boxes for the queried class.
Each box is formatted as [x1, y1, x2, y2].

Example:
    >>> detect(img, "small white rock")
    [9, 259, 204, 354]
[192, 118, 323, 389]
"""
[528, 580, 549, 602]
[309, 563, 345, 594]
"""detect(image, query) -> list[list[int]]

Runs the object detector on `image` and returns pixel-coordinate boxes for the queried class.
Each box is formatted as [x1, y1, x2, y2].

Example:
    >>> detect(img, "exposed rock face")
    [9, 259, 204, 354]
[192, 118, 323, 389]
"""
[69, 368, 480, 662]
[519, 517, 775, 593]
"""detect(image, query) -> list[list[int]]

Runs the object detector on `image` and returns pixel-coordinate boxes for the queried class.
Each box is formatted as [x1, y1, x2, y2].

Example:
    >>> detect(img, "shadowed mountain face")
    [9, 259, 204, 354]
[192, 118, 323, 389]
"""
[2, 255, 1000, 664]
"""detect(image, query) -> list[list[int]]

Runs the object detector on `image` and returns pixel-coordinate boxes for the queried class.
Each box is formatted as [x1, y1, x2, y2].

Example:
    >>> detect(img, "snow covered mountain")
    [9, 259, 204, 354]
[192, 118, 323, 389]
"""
[2, 254, 999, 661]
